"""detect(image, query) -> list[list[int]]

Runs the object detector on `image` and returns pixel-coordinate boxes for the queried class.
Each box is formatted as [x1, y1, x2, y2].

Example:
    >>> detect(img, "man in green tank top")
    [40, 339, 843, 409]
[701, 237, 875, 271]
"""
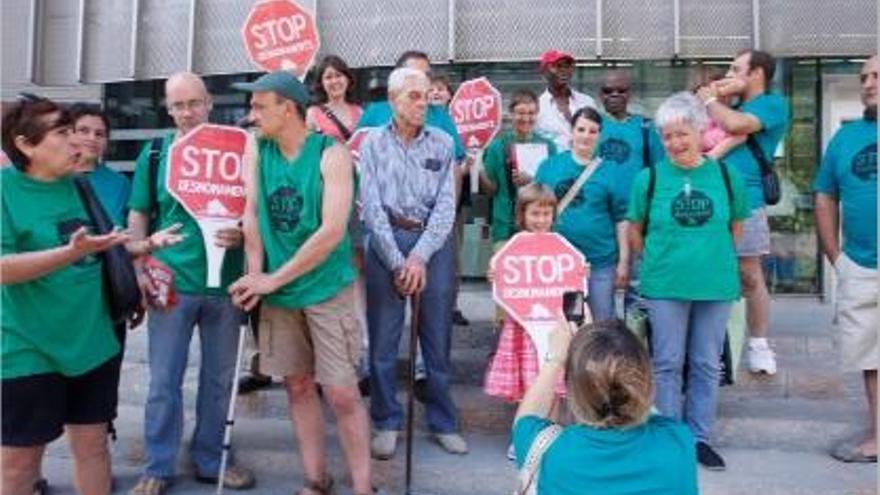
[230, 71, 371, 495]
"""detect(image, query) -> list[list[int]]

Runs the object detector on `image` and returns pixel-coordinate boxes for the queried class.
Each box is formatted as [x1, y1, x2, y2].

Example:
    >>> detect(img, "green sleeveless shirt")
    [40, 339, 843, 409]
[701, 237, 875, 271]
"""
[257, 133, 356, 308]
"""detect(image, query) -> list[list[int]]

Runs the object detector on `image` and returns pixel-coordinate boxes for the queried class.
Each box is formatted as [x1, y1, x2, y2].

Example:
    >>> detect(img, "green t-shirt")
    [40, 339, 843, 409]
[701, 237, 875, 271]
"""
[597, 114, 666, 205]
[483, 131, 557, 242]
[723, 92, 790, 209]
[513, 415, 698, 495]
[627, 157, 749, 300]
[257, 133, 356, 308]
[813, 119, 877, 269]
[128, 134, 244, 295]
[535, 152, 626, 269]
[1, 167, 119, 379]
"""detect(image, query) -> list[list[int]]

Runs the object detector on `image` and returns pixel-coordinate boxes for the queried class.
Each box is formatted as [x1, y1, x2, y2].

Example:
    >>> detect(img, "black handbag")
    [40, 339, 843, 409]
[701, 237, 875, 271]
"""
[746, 135, 781, 206]
[73, 176, 142, 332]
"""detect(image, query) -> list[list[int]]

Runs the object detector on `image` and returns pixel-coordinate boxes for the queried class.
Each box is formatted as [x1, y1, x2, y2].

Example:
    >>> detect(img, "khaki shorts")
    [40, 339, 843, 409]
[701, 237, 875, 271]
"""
[259, 284, 362, 386]
[835, 253, 879, 372]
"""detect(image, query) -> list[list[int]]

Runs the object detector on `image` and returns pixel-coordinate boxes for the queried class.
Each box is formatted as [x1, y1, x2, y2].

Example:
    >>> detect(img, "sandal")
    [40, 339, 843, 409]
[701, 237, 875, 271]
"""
[195, 465, 256, 490]
[831, 442, 878, 463]
[296, 474, 334, 495]
[128, 476, 170, 495]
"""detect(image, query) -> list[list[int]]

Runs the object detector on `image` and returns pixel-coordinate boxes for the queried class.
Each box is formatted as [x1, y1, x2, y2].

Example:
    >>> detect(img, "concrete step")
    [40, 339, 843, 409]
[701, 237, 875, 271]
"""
[41, 404, 875, 495]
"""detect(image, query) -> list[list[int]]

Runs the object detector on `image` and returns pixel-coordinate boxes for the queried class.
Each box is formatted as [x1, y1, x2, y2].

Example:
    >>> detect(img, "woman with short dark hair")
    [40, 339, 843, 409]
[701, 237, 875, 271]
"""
[535, 107, 629, 321]
[1, 98, 130, 495]
[69, 103, 131, 225]
[513, 318, 698, 494]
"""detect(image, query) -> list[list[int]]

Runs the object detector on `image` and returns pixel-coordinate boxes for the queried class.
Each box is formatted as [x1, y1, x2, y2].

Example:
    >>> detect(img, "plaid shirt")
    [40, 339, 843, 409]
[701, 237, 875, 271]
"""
[359, 122, 456, 271]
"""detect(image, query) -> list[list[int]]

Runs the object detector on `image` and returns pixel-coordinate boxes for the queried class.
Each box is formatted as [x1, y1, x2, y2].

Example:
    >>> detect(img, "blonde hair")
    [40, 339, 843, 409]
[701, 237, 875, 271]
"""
[514, 183, 557, 230]
[565, 320, 654, 429]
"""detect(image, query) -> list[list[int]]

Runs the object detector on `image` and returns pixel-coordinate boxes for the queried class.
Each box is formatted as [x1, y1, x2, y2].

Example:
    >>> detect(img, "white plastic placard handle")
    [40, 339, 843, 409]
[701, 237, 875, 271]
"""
[523, 321, 557, 371]
[198, 217, 238, 288]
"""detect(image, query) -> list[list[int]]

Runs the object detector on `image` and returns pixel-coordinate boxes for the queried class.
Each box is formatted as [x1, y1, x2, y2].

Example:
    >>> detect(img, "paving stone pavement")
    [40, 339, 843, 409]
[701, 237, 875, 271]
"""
[39, 287, 877, 494]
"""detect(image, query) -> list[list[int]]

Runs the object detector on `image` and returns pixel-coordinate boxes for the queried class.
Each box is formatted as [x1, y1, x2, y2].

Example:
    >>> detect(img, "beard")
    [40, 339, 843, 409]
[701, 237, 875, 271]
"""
[864, 105, 877, 121]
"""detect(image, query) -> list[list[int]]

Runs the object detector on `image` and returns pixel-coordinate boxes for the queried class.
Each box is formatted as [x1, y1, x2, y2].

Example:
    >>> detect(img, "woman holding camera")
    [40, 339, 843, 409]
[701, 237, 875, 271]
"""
[513, 317, 698, 494]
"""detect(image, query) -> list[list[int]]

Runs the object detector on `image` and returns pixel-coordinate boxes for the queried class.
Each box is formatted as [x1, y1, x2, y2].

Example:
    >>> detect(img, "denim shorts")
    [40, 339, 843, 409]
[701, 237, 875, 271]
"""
[736, 207, 770, 257]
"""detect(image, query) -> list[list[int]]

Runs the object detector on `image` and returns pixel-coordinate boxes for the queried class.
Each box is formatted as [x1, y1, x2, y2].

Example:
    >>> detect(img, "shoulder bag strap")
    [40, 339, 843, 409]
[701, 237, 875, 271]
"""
[147, 137, 163, 233]
[718, 159, 734, 224]
[516, 424, 564, 495]
[557, 158, 601, 216]
[643, 164, 657, 237]
[745, 134, 772, 174]
[641, 118, 653, 168]
[321, 104, 353, 141]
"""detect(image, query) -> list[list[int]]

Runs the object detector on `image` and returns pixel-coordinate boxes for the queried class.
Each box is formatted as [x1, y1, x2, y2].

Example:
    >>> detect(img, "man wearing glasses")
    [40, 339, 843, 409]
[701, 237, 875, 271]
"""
[127, 72, 254, 495]
[535, 49, 597, 151]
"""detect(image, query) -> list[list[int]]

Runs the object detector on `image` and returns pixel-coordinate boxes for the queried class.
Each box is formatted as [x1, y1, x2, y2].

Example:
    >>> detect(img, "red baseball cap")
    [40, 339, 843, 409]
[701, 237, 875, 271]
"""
[540, 50, 575, 71]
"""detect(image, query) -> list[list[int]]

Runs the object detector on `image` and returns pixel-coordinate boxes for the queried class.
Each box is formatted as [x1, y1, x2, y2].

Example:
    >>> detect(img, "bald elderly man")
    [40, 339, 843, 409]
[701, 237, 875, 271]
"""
[127, 72, 254, 494]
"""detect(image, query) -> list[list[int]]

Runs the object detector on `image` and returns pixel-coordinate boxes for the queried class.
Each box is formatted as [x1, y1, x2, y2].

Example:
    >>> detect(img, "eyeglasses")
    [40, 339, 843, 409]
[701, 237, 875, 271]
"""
[167, 99, 207, 113]
[601, 87, 630, 95]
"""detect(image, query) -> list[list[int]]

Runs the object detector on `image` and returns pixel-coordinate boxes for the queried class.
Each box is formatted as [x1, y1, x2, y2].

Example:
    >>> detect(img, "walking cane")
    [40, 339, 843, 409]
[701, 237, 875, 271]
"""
[216, 314, 249, 495]
[404, 292, 421, 495]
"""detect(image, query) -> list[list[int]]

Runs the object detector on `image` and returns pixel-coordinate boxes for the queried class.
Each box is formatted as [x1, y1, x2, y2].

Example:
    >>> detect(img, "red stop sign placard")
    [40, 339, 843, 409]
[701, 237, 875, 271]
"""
[491, 232, 587, 328]
[450, 77, 502, 151]
[166, 124, 248, 222]
[241, 0, 320, 78]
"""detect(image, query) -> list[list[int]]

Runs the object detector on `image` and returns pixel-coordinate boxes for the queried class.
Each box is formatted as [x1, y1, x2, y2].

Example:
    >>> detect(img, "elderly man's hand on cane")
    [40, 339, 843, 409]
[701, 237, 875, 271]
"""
[395, 255, 427, 296]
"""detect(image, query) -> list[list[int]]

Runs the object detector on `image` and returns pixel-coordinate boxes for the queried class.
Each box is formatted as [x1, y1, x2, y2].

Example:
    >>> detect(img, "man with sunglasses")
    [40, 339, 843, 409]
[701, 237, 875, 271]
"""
[535, 49, 597, 152]
[596, 70, 666, 310]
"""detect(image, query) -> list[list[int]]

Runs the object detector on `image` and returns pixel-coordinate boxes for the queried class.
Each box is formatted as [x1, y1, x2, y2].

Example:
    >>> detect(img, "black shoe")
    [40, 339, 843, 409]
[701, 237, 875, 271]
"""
[696, 442, 726, 471]
[33, 477, 49, 495]
[237, 374, 272, 395]
[358, 377, 371, 397]
[413, 378, 428, 403]
[452, 310, 470, 326]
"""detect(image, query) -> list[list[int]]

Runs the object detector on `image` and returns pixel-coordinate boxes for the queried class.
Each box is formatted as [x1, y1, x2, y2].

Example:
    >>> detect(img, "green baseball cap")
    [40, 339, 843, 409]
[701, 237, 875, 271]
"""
[231, 71, 310, 106]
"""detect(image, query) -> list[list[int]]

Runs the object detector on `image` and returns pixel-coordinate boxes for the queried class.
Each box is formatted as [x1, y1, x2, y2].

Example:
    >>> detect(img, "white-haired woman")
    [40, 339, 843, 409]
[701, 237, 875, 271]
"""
[627, 92, 749, 471]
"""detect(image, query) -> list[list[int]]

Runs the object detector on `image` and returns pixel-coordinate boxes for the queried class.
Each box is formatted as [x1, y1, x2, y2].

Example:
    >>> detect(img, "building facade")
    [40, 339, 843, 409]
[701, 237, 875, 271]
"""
[2, 0, 877, 296]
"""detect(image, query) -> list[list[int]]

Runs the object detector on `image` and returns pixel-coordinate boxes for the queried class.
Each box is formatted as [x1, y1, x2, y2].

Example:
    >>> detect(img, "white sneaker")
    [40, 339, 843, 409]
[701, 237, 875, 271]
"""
[747, 344, 777, 375]
[371, 430, 398, 460]
[506, 443, 516, 461]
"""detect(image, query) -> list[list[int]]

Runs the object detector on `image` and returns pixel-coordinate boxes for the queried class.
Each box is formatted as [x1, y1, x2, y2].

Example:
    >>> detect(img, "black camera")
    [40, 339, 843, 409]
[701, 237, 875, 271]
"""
[562, 291, 585, 325]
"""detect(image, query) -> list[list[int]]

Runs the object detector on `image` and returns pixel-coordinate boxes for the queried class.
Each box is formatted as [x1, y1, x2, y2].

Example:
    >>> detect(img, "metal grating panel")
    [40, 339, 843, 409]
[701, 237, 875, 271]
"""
[318, 0, 449, 67]
[456, 0, 595, 62]
[761, 0, 877, 56]
[602, 0, 674, 59]
[82, 0, 133, 82]
[1, 0, 33, 84]
[679, 0, 752, 58]
[34, 0, 79, 85]
[192, 0, 254, 75]
[136, 0, 190, 79]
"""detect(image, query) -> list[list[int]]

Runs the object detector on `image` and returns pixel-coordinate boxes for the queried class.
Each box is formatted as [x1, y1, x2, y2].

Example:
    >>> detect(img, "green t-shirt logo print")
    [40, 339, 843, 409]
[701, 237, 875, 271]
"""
[671, 190, 714, 227]
[851, 144, 877, 182]
[267, 185, 303, 233]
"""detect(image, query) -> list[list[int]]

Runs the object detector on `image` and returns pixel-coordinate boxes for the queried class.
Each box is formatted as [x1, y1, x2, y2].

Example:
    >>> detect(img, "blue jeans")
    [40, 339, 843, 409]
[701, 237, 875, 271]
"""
[365, 230, 459, 433]
[648, 299, 732, 443]
[587, 264, 617, 322]
[143, 294, 242, 478]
